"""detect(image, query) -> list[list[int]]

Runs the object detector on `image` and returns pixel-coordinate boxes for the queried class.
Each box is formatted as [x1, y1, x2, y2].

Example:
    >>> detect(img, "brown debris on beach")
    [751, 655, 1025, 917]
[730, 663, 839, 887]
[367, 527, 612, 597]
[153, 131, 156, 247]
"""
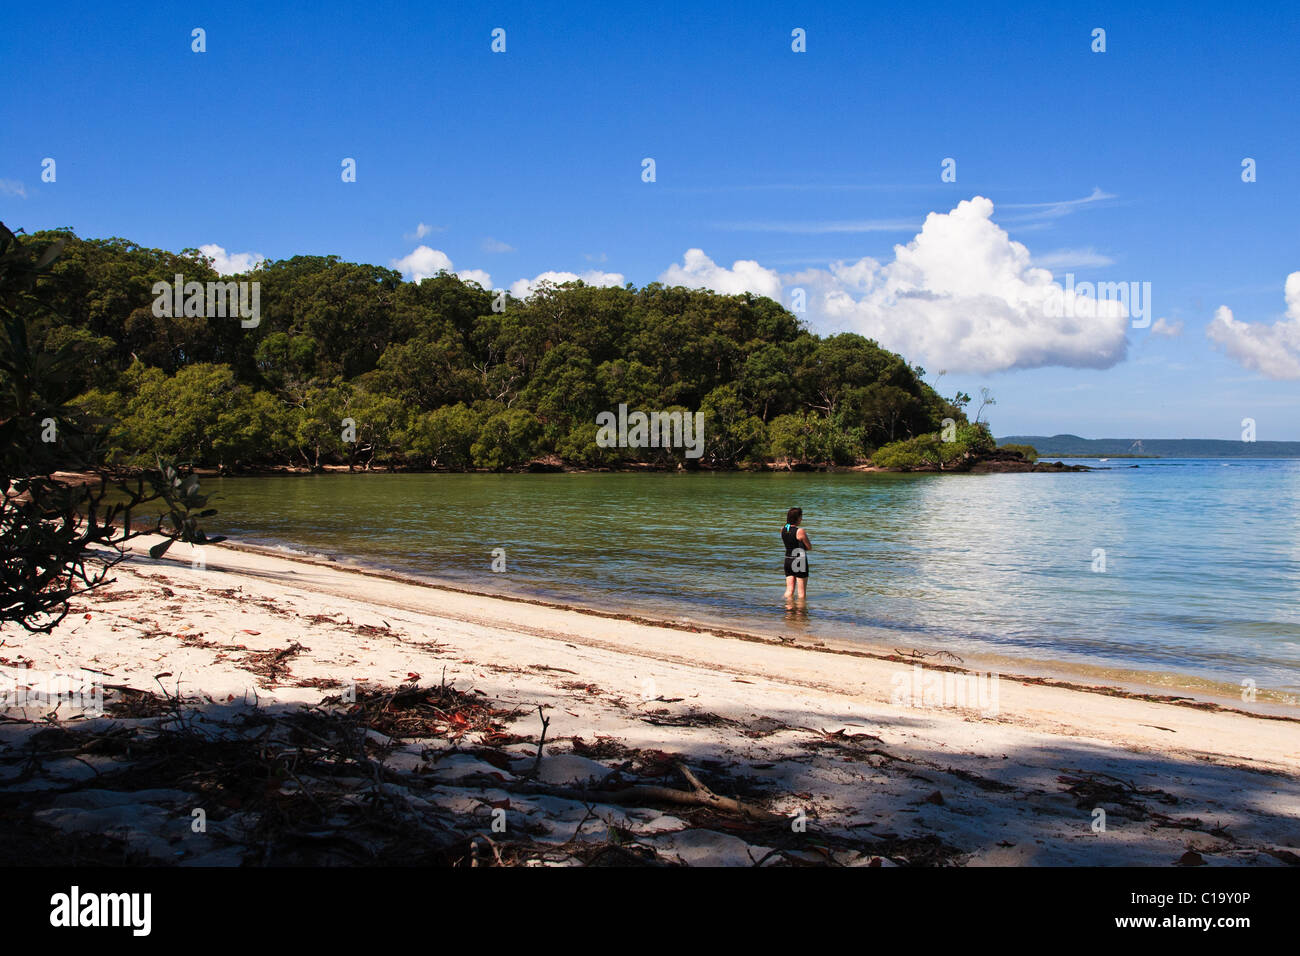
[2, 539, 1298, 867]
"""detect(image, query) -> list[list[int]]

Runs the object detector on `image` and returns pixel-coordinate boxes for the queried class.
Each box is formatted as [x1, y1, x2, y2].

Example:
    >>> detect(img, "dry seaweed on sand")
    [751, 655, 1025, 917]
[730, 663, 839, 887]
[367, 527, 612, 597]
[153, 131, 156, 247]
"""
[638, 709, 740, 728]
[103, 686, 177, 719]
[1, 680, 962, 867]
[1056, 770, 1179, 816]
[236, 641, 308, 688]
[330, 681, 523, 742]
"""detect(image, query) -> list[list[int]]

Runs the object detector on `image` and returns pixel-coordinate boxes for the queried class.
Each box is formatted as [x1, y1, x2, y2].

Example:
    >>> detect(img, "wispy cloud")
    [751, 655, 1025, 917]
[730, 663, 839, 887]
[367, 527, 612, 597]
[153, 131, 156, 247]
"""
[1150, 317, 1184, 338]
[764, 255, 859, 267]
[403, 222, 445, 241]
[667, 182, 935, 194]
[711, 188, 1115, 236]
[1000, 187, 1117, 223]
[1032, 247, 1116, 271]
[710, 218, 918, 235]
[0, 179, 28, 199]
[481, 237, 514, 253]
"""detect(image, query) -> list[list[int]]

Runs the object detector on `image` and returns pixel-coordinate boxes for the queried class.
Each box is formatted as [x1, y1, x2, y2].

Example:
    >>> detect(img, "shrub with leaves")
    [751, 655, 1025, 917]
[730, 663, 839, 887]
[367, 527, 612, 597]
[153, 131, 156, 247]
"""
[0, 222, 221, 632]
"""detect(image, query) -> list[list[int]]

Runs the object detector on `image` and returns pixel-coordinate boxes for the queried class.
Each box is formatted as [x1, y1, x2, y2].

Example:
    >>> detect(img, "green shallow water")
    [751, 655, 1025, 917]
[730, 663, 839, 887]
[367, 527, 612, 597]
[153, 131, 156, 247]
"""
[204, 460, 1300, 696]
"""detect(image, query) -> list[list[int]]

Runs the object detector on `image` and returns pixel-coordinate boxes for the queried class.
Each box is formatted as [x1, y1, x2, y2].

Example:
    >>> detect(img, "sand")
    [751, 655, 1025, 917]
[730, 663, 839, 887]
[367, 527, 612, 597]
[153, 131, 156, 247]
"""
[2, 538, 1298, 866]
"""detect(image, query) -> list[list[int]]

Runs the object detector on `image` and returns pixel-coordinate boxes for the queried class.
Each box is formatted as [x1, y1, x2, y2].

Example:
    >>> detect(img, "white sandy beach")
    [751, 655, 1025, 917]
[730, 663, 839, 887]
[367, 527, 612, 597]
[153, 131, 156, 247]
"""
[2, 538, 1298, 866]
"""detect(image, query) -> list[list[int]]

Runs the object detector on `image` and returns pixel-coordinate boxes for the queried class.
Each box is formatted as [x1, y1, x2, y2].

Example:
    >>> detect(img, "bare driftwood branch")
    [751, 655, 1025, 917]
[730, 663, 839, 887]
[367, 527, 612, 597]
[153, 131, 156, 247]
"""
[502, 761, 785, 824]
[530, 705, 550, 776]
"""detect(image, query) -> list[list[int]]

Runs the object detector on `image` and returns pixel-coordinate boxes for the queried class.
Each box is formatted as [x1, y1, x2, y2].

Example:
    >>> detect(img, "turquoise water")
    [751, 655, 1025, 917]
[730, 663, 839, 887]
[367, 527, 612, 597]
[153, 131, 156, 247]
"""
[206, 460, 1300, 695]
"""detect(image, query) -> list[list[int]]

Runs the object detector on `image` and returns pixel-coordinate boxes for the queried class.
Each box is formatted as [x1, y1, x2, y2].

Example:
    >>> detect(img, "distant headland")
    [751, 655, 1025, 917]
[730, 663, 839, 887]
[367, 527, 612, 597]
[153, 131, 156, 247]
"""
[998, 434, 1300, 459]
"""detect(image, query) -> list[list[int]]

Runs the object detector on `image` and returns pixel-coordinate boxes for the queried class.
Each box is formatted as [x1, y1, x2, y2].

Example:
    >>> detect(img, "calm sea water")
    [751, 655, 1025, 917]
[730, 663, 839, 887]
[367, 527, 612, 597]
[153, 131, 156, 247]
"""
[205, 460, 1300, 696]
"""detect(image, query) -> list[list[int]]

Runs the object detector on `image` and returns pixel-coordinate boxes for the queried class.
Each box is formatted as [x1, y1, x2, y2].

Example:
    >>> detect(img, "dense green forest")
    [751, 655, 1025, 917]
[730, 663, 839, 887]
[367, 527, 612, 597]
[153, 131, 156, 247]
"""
[18, 226, 990, 472]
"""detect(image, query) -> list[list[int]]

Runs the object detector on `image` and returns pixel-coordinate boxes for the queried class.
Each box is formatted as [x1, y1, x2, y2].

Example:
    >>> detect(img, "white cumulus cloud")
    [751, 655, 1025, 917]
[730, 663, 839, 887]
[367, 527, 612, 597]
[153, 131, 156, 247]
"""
[509, 269, 624, 299]
[1207, 272, 1300, 379]
[820, 197, 1130, 372]
[658, 249, 783, 299]
[662, 197, 1133, 373]
[199, 244, 265, 275]
[390, 246, 492, 288]
[392, 246, 453, 281]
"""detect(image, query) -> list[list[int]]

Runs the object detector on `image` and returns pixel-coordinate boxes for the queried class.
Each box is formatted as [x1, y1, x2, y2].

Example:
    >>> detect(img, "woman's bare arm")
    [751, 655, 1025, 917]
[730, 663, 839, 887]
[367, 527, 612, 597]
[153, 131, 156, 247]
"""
[797, 528, 812, 550]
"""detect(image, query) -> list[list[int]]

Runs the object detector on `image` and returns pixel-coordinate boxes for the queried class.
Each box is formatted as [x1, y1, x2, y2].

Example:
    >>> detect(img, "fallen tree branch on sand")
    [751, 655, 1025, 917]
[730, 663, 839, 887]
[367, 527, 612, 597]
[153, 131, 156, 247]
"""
[504, 760, 786, 824]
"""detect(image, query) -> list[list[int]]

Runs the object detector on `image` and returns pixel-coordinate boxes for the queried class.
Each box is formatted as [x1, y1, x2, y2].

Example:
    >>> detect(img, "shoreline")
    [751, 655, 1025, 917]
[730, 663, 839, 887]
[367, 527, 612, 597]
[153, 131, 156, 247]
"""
[49, 450, 1084, 486]
[64, 467, 1300, 703]
[4, 537, 1299, 866]
[218, 537, 1299, 712]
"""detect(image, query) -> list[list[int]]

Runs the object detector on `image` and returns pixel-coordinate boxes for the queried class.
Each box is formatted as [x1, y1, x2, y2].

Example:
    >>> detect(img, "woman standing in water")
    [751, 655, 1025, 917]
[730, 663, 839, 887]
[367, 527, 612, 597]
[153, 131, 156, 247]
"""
[782, 507, 812, 601]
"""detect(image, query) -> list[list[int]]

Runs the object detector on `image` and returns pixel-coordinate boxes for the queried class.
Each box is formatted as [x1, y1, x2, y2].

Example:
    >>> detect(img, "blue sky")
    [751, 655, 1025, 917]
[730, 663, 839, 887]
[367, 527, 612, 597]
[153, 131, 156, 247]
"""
[2, 0, 1298, 439]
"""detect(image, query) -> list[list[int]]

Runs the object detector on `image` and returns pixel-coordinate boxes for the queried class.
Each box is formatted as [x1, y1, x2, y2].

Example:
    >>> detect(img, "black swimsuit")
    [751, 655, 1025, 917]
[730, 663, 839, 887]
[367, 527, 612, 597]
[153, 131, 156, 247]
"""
[782, 524, 809, 579]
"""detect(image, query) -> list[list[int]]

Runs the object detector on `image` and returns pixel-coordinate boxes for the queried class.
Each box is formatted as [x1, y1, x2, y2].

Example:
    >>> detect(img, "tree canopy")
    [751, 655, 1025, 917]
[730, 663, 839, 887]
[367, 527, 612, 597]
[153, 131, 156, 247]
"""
[19, 227, 974, 472]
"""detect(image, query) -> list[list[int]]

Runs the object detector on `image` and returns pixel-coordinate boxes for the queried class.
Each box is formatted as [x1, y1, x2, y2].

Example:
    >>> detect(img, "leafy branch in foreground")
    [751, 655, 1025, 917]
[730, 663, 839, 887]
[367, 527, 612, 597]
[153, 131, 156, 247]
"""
[1, 462, 223, 632]
[0, 221, 222, 633]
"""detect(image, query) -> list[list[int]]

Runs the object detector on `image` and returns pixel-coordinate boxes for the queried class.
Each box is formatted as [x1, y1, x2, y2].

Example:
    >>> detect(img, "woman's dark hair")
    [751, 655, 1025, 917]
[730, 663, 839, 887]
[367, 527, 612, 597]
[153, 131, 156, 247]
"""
[786, 507, 802, 525]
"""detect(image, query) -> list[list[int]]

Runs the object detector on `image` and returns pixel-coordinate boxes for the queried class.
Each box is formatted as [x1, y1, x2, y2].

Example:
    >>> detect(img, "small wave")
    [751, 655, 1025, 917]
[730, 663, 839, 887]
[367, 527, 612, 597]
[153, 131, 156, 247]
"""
[238, 539, 337, 563]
